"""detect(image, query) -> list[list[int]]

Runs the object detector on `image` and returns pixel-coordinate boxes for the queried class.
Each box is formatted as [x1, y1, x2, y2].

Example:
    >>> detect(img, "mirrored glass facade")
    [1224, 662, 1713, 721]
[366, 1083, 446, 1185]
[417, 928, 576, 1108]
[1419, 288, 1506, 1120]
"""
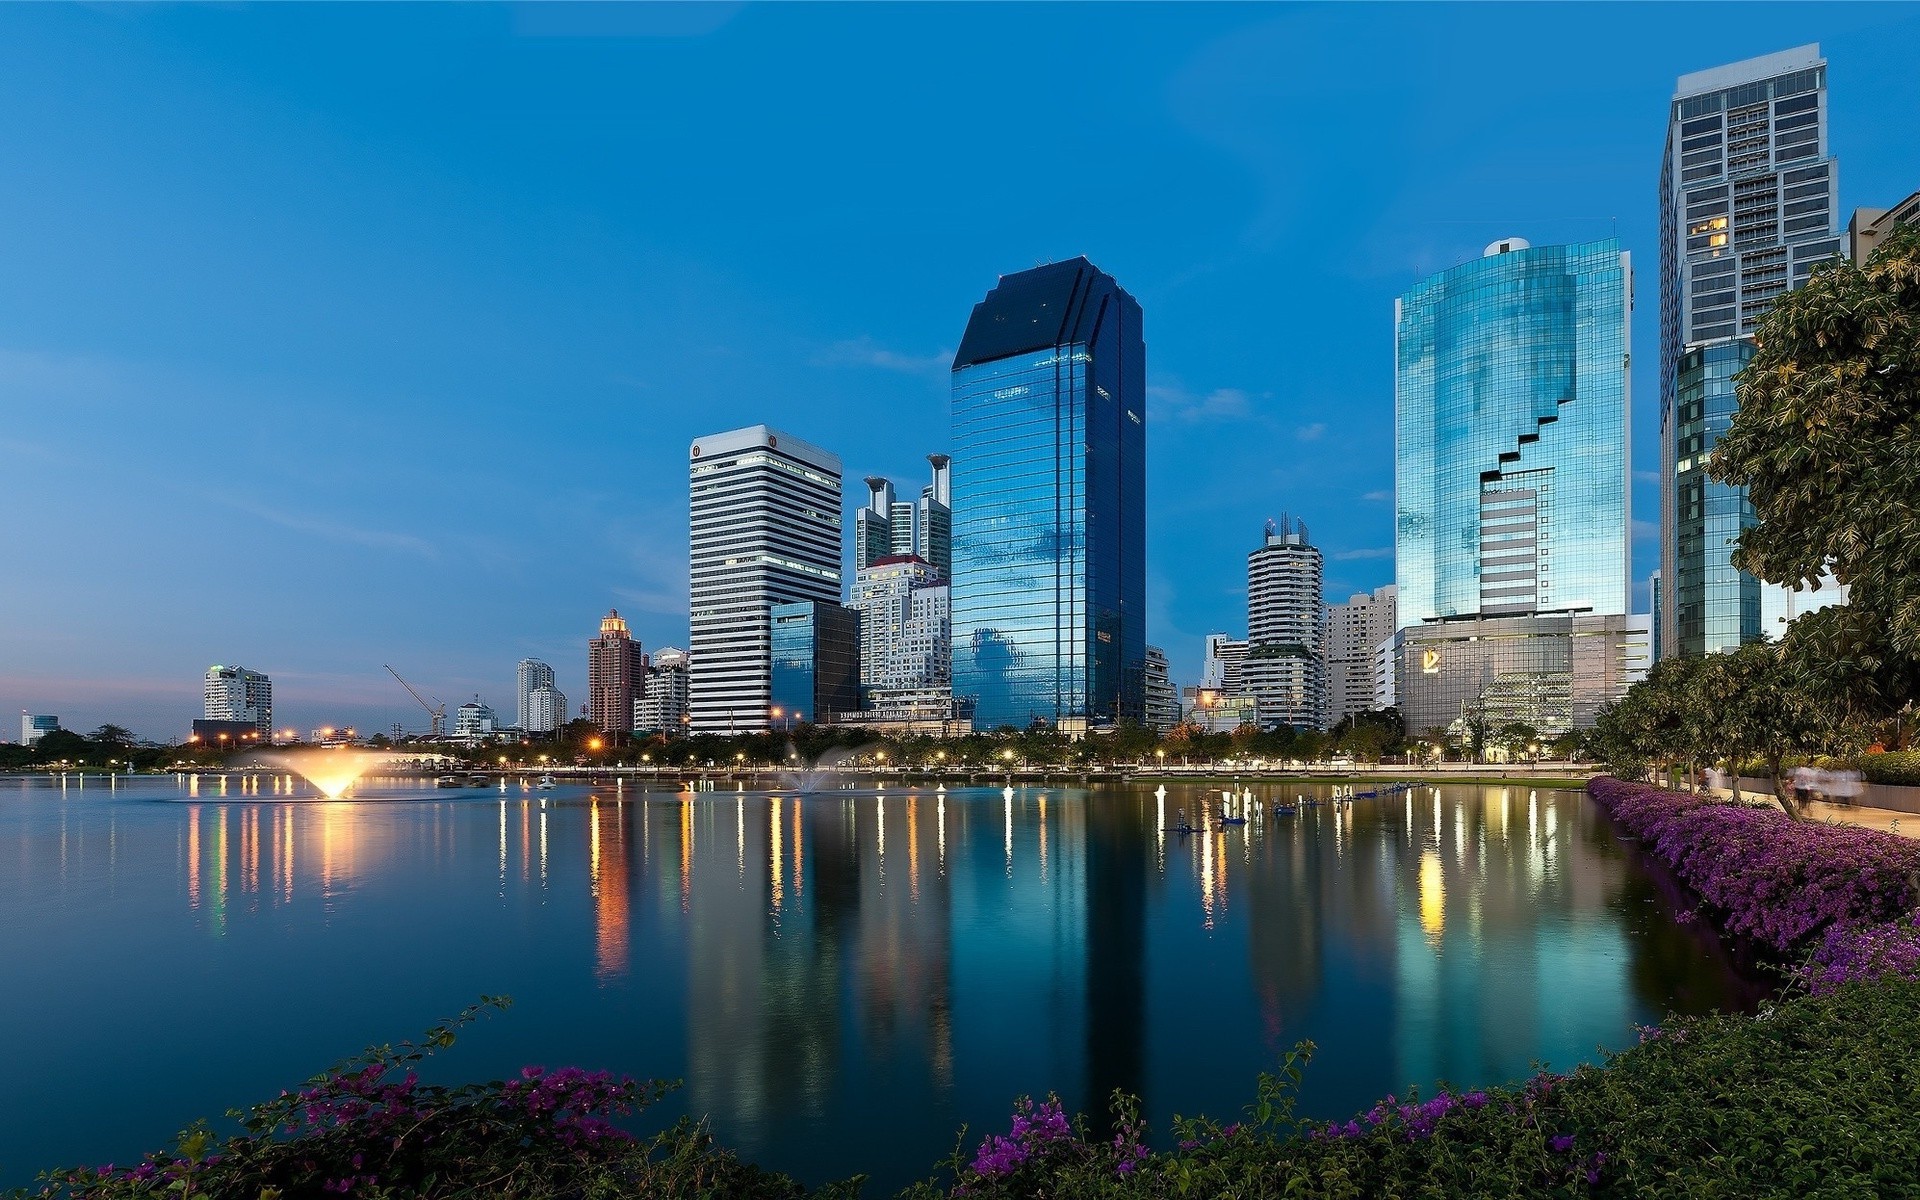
[949, 258, 1145, 731]
[769, 601, 861, 727]
[1394, 238, 1631, 629]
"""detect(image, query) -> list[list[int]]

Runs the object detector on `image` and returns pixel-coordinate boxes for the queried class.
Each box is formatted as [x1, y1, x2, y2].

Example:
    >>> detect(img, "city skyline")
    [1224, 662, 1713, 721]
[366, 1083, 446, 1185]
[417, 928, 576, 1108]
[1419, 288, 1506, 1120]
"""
[4, 5, 1918, 739]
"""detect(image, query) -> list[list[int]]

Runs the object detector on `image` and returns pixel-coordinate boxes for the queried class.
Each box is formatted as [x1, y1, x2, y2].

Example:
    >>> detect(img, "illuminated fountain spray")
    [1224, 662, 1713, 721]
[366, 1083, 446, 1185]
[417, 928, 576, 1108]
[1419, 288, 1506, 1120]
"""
[244, 748, 394, 800]
[776, 745, 857, 795]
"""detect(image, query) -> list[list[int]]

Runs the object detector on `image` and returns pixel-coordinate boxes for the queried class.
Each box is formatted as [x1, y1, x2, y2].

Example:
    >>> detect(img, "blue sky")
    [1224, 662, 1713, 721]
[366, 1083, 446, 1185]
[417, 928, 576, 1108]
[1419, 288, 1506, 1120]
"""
[3, 3, 1916, 741]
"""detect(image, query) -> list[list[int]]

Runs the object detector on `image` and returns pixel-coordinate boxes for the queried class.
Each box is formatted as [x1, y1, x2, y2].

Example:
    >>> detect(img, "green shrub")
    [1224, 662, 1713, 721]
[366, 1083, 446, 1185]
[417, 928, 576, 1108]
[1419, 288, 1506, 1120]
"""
[1859, 751, 1920, 787]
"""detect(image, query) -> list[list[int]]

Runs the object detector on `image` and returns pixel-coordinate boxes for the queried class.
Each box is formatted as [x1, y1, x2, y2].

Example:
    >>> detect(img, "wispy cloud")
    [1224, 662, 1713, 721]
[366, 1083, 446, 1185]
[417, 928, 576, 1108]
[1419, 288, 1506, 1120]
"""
[1148, 382, 1257, 423]
[813, 337, 950, 377]
[1632, 518, 1658, 542]
[1333, 546, 1394, 561]
[1362, 489, 1393, 503]
[1296, 422, 1327, 441]
[1633, 469, 1661, 484]
[225, 499, 439, 557]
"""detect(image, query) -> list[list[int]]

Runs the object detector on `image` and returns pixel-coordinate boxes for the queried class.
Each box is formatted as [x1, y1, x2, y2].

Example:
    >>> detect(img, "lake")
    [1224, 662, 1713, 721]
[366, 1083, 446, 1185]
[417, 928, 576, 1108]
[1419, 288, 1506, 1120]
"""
[0, 774, 1764, 1193]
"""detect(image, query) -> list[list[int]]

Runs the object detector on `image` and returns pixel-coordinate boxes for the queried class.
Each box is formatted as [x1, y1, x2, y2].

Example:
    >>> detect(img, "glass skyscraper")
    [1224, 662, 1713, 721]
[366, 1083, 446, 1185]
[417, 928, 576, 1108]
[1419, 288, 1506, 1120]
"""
[1658, 46, 1842, 657]
[768, 601, 861, 728]
[949, 257, 1146, 732]
[1393, 237, 1634, 736]
[1396, 237, 1630, 627]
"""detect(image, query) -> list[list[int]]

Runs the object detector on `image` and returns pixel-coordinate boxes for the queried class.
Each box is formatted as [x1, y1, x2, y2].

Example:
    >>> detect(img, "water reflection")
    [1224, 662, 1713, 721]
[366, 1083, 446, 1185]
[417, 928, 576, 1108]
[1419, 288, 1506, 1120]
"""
[0, 778, 1767, 1195]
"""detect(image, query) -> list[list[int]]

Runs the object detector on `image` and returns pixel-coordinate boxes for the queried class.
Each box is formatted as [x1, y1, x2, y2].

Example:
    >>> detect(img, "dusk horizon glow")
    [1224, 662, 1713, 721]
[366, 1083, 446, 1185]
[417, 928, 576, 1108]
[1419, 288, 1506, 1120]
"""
[4, 3, 1916, 741]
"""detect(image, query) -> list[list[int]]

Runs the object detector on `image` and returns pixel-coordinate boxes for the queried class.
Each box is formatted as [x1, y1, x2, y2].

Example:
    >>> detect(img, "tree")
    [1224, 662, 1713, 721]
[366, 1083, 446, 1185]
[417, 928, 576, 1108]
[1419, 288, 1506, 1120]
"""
[1706, 641, 1835, 817]
[1712, 223, 1920, 663]
[31, 729, 92, 763]
[90, 724, 135, 749]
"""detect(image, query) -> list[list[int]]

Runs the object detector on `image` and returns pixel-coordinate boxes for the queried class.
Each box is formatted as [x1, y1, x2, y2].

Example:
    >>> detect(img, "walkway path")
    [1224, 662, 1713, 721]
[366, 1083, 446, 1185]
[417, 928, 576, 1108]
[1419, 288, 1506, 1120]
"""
[1704, 786, 1917, 839]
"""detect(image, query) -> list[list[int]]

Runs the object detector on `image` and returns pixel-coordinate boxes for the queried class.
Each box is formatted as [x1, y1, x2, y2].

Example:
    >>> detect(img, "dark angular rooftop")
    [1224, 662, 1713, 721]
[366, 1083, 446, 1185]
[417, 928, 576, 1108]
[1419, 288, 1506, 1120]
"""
[952, 257, 1136, 370]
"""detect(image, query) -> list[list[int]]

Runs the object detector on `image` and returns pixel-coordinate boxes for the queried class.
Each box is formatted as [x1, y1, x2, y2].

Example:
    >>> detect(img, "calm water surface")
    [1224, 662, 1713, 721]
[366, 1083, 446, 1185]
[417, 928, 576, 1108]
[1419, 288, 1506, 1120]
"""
[0, 775, 1764, 1192]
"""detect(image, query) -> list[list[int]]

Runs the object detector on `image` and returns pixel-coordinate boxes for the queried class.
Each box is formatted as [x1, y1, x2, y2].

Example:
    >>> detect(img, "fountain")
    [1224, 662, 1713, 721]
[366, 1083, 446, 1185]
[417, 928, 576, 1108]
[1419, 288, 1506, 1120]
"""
[241, 747, 394, 800]
[776, 745, 858, 795]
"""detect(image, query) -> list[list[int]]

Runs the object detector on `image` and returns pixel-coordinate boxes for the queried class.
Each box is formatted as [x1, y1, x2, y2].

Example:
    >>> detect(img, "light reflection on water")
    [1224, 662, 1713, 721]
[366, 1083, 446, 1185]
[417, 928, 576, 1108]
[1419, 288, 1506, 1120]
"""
[0, 776, 1765, 1193]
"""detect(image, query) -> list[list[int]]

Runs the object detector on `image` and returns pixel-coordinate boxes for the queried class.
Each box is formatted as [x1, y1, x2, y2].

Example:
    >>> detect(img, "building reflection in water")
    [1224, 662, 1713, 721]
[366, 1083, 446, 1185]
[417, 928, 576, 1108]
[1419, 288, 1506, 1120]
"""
[38, 776, 1763, 1196]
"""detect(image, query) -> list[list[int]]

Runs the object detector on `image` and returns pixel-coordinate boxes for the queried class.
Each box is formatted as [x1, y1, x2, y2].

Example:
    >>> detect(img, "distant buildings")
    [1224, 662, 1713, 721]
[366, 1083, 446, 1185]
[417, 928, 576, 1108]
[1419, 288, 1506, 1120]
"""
[20, 714, 59, 745]
[1202, 634, 1248, 693]
[1181, 687, 1256, 734]
[635, 647, 690, 734]
[950, 257, 1146, 733]
[516, 659, 556, 731]
[1326, 584, 1397, 725]
[204, 665, 272, 737]
[856, 457, 952, 578]
[588, 610, 646, 735]
[526, 684, 569, 735]
[453, 699, 499, 739]
[1659, 46, 1842, 658]
[1143, 646, 1177, 733]
[688, 425, 843, 735]
[851, 554, 951, 710]
[1243, 518, 1325, 731]
[769, 601, 861, 728]
[1394, 236, 1633, 736]
[1849, 188, 1920, 262]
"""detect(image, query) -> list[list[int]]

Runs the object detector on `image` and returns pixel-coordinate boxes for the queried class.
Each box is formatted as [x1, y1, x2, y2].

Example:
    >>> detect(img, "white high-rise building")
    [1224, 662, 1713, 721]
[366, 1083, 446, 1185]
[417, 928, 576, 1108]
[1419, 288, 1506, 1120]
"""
[453, 700, 498, 738]
[1201, 634, 1248, 693]
[688, 426, 842, 734]
[526, 685, 568, 735]
[1325, 584, 1397, 726]
[515, 658, 556, 731]
[204, 665, 273, 737]
[1243, 517, 1325, 730]
[636, 648, 690, 733]
[855, 457, 953, 579]
[20, 714, 59, 745]
[851, 555, 950, 698]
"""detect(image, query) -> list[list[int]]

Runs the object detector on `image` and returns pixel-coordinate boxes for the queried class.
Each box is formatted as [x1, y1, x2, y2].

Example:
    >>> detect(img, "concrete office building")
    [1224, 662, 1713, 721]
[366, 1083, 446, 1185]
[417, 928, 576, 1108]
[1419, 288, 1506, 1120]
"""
[635, 647, 690, 734]
[1243, 517, 1325, 731]
[588, 610, 646, 735]
[851, 554, 951, 704]
[856, 457, 953, 579]
[20, 714, 59, 746]
[1659, 46, 1844, 657]
[1202, 635, 1248, 693]
[1326, 584, 1397, 725]
[1143, 646, 1177, 734]
[516, 658, 556, 731]
[204, 665, 273, 737]
[1849, 189, 1920, 263]
[689, 426, 843, 734]
[526, 685, 569, 736]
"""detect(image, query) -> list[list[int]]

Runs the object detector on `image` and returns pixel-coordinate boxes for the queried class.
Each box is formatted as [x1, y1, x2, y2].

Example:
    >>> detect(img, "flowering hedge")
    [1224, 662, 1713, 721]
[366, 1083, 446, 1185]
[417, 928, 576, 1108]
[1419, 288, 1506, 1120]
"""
[1586, 777, 1920, 955]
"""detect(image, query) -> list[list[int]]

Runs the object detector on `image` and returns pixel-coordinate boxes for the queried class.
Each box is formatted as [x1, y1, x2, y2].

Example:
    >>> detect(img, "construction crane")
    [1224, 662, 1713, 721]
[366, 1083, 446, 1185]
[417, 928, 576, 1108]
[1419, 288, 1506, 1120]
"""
[384, 664, 448, 737]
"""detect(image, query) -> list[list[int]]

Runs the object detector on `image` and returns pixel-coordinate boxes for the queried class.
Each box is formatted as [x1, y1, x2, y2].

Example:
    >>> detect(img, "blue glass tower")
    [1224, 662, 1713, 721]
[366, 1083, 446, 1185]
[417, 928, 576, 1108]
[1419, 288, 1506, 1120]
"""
[949, 258, 1146, 732]
[1393, 237, 1636, 737]
[1395, 237, 1630, 629]
[768, 601, 861, 727]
